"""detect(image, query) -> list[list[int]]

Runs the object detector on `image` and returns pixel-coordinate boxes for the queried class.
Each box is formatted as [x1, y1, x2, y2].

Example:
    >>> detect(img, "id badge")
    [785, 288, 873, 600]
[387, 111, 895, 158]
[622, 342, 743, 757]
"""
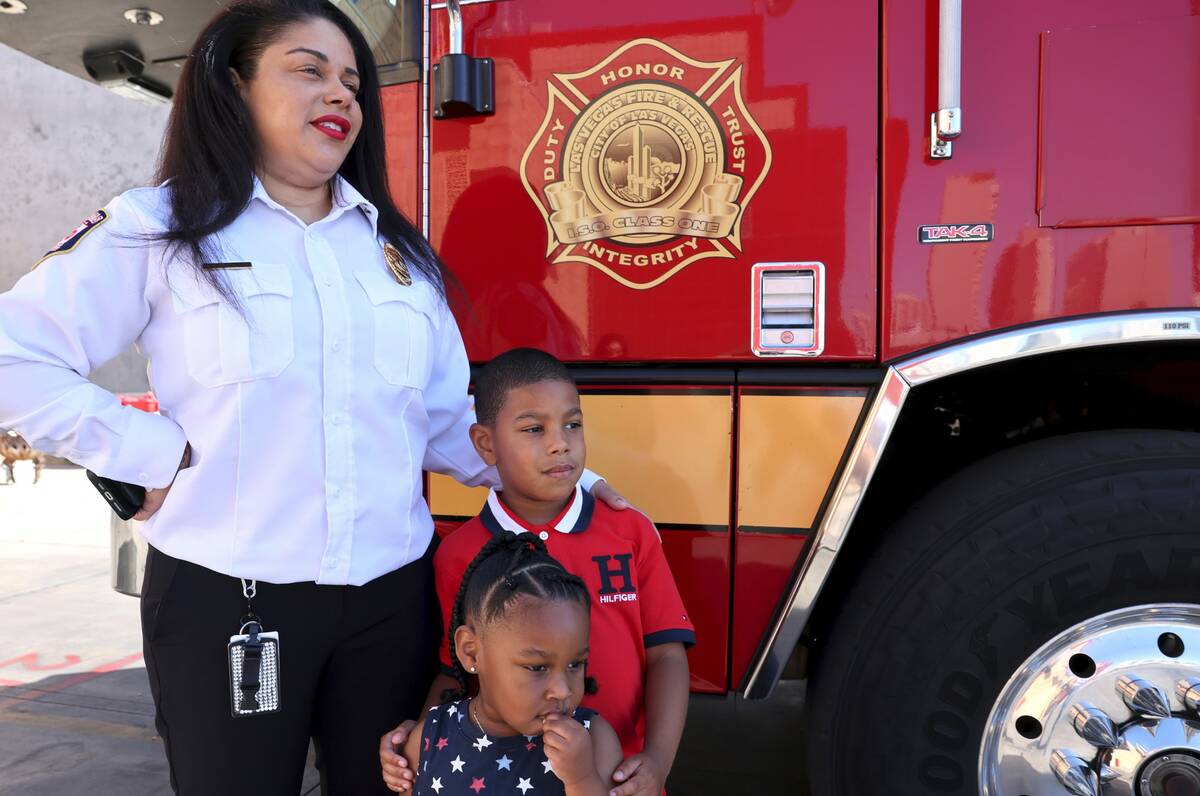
[227, 623, 281, 717]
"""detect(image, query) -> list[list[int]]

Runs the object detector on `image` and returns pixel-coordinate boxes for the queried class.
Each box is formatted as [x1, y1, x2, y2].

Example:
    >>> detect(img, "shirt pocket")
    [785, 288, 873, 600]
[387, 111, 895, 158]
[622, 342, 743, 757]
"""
[169, 263, 295, 387]
[354, 270, 441, 389]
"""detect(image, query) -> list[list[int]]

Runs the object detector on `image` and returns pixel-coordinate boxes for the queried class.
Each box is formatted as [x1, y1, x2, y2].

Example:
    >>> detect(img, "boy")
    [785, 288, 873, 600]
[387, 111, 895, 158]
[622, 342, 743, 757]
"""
[381, 348, 693, 796]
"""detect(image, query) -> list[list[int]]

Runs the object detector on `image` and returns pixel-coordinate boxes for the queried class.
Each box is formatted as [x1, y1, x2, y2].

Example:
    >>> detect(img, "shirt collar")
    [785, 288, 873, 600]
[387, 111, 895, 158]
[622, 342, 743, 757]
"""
[250, 174, 284, 212]
[249, 174, 379, 234]
[331, 175, 380, 232]
[480, 485, 594, 537]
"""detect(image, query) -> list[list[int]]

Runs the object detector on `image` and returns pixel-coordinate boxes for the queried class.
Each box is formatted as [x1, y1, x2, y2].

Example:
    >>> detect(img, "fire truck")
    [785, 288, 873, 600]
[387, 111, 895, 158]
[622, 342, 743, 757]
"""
[5, 0, 1200, 793]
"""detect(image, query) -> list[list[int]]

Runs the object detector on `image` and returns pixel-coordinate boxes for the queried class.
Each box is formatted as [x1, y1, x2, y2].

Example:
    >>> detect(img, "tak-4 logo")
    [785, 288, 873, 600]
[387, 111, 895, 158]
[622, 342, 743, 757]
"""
[918, 223, 994, 244]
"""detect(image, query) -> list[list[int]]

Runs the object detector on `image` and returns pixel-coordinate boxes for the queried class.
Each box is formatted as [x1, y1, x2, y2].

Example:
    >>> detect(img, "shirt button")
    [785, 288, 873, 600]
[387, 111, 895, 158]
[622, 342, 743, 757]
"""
[138, 472, 150, 483]
[329, 558, 339, 567]
[330, 414, 343, 426]
[539, 531, 549, 541]
[331, 341, 342, 352]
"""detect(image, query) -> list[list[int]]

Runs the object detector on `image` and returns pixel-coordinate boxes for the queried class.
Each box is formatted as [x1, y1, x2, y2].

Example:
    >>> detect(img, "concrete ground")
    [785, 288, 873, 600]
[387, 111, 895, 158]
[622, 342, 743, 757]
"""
[0, 466, 806, 795]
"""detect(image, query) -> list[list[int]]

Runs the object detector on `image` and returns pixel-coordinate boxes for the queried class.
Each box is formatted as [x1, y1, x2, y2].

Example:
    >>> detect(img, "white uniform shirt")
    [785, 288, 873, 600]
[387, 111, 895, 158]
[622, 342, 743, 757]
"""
[0, 176, 596, 585]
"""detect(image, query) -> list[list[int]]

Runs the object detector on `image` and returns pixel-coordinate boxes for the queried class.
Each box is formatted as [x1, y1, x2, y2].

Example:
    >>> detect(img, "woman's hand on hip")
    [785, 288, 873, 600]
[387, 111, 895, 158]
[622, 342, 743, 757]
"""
[591, 480, 630, 511]
[132, 443, 191, 522]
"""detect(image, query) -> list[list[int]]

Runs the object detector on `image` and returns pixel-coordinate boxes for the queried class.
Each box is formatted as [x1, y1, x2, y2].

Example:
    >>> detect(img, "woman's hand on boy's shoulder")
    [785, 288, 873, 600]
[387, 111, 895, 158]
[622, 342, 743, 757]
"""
[379, 719, 418, 793]
[591, 480, 630, 511]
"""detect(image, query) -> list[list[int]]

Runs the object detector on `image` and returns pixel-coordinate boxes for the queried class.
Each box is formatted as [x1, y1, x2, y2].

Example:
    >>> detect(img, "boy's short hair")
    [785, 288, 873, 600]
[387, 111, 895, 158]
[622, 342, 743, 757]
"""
[474, 348, 575, 426]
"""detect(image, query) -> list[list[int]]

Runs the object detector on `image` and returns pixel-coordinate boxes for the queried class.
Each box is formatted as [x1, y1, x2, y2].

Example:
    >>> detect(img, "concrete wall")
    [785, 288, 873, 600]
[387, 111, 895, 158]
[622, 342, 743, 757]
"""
[1, 43, 169, 394]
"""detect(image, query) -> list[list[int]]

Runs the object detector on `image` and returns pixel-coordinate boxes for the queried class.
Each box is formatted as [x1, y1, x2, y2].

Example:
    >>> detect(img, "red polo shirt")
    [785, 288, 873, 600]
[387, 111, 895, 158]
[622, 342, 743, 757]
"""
[434, 485, 695, 756]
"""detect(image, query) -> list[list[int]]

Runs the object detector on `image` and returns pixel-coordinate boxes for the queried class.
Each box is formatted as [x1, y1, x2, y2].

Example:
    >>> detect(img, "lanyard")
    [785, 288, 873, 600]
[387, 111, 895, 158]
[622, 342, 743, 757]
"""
[240, 578, 259, 626]
[236, 578, 264, 713]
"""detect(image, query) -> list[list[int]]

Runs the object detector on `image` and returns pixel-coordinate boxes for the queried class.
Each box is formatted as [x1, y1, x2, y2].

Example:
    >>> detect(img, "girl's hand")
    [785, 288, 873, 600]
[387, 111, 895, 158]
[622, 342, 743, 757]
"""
[133, 443, 191, 521]
[542, 713, 598, 787]
[590, 480, 629, 511]
[378, 720, 417, 792]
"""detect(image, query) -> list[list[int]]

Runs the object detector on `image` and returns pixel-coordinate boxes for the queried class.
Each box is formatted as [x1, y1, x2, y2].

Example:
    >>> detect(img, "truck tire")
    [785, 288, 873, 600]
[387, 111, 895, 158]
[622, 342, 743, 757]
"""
[806, 429, 1200, 796]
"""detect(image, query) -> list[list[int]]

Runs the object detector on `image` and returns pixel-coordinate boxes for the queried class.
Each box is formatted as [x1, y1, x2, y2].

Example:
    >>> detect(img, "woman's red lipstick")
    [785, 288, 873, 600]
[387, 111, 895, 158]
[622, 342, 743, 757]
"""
[311, 115, 350, 141]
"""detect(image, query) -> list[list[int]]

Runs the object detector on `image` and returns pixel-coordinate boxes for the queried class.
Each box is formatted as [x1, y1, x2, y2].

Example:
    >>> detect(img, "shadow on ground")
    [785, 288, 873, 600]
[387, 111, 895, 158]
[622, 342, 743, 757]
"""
[0, 667, 806, 795]
[667, 681, 809, 795]
[0, 668, 320, 795]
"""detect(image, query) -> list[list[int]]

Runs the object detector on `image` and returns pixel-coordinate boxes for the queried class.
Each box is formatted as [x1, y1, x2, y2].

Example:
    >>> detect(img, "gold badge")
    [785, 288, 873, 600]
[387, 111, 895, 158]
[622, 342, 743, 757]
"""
[521, 38, 772, 289]
[383, 242, 412, 286]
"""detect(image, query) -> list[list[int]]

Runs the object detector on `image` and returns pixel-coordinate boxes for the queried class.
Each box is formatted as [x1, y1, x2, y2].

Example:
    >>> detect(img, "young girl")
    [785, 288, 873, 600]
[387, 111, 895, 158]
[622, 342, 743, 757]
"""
[395, 535, 622, 795]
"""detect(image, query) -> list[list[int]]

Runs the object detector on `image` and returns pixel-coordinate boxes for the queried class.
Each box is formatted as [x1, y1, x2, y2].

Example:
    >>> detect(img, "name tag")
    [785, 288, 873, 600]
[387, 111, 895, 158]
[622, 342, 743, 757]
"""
[202, 261, 253, 270]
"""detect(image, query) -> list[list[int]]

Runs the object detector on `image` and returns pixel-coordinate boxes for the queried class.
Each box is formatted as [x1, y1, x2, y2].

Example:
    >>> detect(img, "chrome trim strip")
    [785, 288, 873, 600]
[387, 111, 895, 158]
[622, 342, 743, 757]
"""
[421, 0, 431, 239]
[899, 311, 1200, 387]
[743, 310, 1200, 699]
[743, 367, 909, 698]
[431, 0, 504, 8]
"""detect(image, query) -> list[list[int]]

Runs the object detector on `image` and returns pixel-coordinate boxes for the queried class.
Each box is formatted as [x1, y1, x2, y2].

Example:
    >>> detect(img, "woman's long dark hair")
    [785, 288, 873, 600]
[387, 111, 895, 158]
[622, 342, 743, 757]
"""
[157, 0, 446, 301]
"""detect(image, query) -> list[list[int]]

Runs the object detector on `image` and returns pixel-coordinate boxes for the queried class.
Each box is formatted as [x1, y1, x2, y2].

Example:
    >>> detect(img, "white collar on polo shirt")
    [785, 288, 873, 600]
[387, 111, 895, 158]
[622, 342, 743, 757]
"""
[486, 484, 585, 534]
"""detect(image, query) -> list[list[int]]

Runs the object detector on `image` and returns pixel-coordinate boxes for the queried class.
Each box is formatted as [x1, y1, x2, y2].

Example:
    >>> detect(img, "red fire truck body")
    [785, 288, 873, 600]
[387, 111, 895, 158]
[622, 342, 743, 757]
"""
[5, 0, 1200, 793]
[412, 4, 1200, 793]
[409, 0, 1199, 660]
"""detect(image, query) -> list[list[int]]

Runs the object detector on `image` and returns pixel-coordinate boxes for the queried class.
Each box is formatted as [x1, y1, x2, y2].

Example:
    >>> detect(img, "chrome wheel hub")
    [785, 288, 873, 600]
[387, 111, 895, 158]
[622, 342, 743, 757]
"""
[980, 604, 1200, 796]
[1135, 749, 1200, 796]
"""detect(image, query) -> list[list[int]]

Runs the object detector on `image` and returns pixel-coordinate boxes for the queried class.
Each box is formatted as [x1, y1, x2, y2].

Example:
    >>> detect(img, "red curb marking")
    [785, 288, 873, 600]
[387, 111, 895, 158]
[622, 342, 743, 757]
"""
[90, 652, 144, 673]
[0, 653, 84, 672]
[0, 652, 144, 711]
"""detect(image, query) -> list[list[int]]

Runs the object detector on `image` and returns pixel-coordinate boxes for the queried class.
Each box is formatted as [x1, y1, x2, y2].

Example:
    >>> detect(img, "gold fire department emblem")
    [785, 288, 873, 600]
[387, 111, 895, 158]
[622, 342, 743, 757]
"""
[521, 39, 772, 289]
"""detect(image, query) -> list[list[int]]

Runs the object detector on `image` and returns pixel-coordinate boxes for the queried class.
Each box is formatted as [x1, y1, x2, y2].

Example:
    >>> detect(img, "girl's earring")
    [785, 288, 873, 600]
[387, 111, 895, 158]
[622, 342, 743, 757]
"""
[469, 666, 477, 673]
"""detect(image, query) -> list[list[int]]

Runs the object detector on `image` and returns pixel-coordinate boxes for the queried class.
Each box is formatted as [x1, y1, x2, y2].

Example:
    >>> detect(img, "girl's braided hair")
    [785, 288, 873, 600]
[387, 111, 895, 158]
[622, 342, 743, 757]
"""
[443, 534, 599, 702]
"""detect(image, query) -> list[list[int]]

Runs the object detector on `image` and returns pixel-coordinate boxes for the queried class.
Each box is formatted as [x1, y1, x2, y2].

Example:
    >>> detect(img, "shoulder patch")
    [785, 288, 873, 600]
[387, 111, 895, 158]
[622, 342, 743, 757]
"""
[33, 210, 109, 269]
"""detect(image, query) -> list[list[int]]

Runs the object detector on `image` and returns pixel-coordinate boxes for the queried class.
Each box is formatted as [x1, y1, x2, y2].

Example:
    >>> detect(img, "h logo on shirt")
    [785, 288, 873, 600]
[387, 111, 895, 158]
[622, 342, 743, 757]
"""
[592, 554, 636, 596]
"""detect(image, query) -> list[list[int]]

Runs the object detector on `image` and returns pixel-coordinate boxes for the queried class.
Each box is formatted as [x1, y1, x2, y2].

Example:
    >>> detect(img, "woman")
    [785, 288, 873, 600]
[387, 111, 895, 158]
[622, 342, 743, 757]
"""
[0, 1, 624, 793]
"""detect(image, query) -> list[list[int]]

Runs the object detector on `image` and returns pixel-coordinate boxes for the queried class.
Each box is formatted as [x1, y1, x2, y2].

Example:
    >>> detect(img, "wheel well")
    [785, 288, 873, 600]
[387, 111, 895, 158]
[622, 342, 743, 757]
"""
[799, 341, 1200, 672]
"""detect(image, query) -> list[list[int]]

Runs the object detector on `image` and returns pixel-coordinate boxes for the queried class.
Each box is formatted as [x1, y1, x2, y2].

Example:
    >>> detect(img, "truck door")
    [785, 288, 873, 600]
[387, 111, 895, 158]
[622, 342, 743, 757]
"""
[424, 0, 879, 692]
[795, 3, 1200, 794]
[883, 0, 1200, 359]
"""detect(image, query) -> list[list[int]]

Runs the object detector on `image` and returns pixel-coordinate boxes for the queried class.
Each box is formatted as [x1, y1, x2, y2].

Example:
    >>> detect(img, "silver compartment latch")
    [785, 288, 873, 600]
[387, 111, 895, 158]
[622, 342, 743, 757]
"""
[751, 262, 825, 357]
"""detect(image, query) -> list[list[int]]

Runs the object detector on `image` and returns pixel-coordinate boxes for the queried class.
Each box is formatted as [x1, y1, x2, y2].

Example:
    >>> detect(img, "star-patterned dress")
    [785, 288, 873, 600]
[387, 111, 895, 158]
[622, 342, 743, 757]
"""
[414, 698, 598, 795]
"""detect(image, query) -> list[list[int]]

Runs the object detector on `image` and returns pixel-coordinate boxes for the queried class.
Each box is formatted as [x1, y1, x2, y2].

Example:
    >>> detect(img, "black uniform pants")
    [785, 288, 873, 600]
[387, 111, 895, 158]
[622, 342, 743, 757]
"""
[141, 543, 438, 795]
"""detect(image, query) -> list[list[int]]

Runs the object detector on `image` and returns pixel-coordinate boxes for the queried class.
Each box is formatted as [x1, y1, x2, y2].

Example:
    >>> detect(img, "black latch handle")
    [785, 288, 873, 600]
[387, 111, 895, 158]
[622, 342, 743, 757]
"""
[433, 0, 494, 118]
[238, 622, 263, 712]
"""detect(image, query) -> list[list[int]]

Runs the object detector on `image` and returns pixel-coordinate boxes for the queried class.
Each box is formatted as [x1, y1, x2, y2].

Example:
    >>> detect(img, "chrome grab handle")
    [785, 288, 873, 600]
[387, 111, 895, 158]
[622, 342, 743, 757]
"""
[930, 0, 962, 159]
[432, 0, 493, 118]
[446, 0, 463, 55]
